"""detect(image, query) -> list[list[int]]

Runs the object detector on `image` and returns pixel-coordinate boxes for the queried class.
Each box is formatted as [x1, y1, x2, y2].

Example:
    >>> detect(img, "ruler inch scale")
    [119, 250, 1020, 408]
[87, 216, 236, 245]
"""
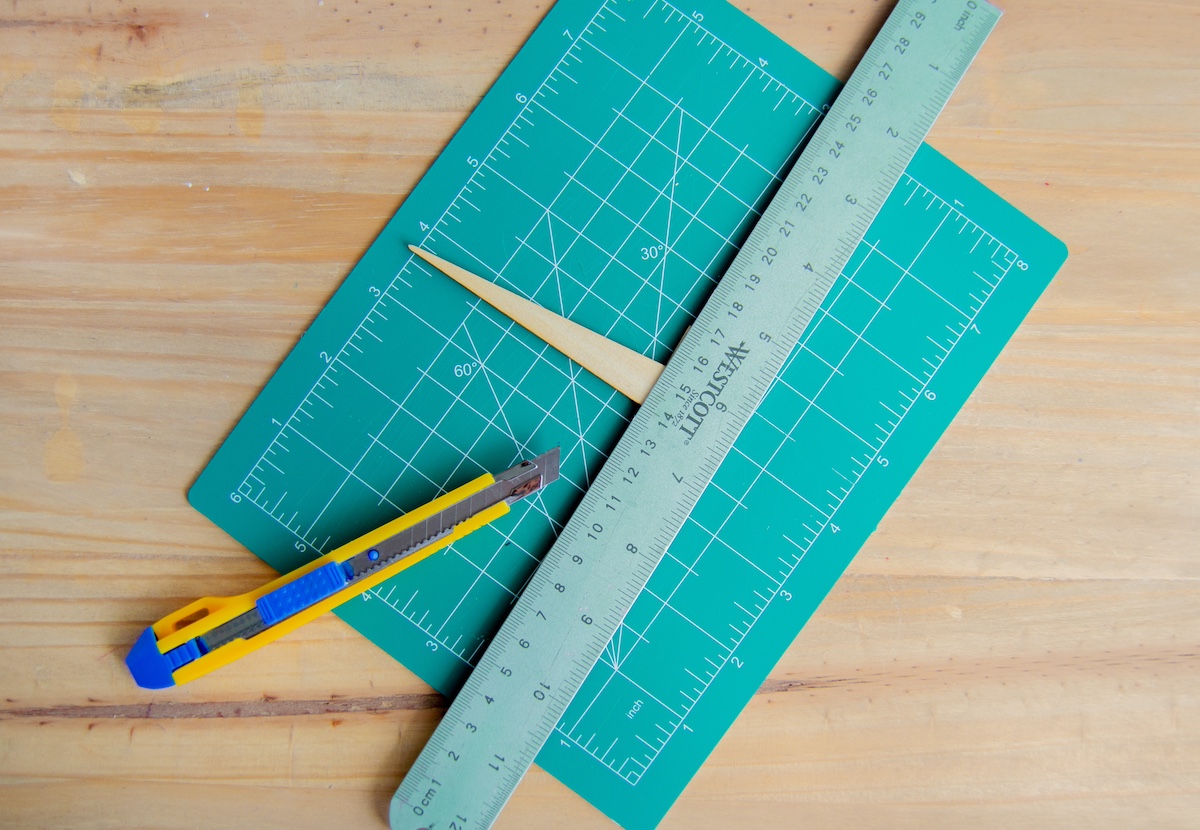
[389, 1, 1003, 827]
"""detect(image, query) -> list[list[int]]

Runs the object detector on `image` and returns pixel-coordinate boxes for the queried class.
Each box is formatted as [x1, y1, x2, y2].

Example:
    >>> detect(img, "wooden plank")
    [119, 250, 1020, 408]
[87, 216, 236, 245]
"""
[1, 0, 1197, 827]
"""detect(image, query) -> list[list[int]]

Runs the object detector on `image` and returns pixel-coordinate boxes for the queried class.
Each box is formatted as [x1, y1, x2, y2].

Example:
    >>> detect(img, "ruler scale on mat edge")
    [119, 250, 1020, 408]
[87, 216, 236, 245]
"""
[390, 1, 1002, 827]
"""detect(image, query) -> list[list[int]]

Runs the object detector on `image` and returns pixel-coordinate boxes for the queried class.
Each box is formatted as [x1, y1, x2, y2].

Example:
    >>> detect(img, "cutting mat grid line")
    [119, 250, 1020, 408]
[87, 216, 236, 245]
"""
[191, 0, 1064, 825]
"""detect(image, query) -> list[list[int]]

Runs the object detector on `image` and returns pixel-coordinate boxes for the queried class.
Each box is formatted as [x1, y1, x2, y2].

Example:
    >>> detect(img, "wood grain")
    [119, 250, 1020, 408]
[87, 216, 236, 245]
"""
[1, 0, 1197, 827]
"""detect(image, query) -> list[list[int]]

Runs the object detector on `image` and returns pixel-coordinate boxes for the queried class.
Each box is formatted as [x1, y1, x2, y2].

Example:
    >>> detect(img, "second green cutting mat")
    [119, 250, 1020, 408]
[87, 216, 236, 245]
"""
[189, 0, 1067, 826]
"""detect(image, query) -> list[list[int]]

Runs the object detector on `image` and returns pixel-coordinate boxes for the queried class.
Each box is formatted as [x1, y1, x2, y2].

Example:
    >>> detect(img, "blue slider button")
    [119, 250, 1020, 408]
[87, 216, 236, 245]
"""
[255, 560, 350, 626]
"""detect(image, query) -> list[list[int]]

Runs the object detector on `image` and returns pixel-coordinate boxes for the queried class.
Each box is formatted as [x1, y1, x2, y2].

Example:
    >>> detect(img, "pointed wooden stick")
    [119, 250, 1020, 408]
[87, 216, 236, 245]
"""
[409, 245, 664, 404]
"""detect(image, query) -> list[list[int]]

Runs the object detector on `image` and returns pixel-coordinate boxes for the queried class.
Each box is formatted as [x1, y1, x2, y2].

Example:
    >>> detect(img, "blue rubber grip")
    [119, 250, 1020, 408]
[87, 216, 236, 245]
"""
[256, 561, 350, 626]
[164, 638, 204, 670]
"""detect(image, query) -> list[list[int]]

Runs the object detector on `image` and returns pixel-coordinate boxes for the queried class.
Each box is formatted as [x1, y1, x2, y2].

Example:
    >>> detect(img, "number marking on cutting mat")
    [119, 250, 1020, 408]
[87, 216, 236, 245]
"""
[390, 0, 1003, 827]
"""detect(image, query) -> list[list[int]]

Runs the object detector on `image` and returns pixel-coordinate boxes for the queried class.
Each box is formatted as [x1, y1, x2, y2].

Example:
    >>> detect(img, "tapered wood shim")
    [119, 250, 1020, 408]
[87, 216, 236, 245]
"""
[409, 246, 664, 404]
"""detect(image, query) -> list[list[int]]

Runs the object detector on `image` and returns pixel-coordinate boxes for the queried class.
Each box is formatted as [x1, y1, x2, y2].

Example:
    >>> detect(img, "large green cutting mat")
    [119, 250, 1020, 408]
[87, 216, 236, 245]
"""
[190, 0, 1067, 826]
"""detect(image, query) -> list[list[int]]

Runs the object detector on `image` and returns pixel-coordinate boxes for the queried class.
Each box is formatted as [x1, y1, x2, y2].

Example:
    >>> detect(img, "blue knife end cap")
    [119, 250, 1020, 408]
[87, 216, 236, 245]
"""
[126, 626, 177, 689]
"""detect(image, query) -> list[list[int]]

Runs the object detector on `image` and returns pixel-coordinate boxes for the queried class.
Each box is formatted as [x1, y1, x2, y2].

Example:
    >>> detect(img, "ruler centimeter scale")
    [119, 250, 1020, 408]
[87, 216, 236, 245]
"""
[390, 0, 1002, 826]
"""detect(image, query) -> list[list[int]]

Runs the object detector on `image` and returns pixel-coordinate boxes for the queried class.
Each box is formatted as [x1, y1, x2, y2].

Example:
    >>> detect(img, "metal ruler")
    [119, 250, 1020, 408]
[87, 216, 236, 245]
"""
[390, 0, 1002, 826]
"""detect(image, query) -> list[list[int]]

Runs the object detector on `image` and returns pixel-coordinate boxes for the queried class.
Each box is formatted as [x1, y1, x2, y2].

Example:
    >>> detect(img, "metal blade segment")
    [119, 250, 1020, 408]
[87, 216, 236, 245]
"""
[391, 0, 1002, 826]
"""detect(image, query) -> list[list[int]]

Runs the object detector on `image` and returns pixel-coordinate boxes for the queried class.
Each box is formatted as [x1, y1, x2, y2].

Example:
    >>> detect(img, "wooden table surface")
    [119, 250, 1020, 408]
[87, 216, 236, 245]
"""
[2, 0, 1197, 827]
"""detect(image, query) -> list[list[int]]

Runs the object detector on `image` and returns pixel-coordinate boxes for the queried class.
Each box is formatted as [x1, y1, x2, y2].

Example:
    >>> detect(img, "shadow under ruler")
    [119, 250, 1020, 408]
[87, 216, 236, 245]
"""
[189, 0, 1066, 826]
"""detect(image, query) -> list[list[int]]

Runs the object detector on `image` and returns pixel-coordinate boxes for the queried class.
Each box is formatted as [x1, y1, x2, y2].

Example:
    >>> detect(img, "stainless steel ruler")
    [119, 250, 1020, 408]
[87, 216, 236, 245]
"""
[391, 0, 1001, 826]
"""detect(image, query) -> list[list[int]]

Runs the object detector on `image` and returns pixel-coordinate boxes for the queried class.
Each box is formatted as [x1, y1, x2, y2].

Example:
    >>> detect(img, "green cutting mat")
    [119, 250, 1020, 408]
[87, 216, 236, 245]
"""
[190, 0, 1067, 826]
